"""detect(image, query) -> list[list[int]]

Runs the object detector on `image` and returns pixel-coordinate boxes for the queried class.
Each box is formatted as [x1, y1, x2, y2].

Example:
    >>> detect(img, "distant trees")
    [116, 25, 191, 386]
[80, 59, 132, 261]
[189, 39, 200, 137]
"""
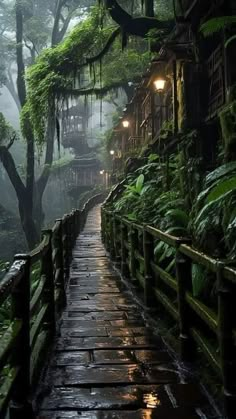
[0, 0, 174, 249]
[0, 0, 96, 249]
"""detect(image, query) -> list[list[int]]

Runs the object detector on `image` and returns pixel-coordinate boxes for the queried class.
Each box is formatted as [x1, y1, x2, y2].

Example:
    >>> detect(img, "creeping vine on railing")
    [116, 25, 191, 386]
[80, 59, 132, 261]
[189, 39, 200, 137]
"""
[101, 207, 236, 419]
[0, 193, 106, 419]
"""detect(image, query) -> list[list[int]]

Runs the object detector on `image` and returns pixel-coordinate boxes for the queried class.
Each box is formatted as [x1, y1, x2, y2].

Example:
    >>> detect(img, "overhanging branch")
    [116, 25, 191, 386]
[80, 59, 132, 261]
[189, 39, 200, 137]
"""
[59, 79, 137, 98]
[86, 27, 121, 64]
[104, 0, 174, 37]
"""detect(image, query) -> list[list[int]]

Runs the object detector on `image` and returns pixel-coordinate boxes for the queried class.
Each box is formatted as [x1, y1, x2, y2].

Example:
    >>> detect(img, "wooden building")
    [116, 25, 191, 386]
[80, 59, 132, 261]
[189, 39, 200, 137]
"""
[109, 0, 236, 174]
[59, 104, 102, 204]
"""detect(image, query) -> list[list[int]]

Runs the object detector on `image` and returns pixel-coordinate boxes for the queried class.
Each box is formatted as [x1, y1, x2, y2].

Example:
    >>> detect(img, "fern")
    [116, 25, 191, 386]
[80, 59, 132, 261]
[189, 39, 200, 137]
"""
[200, 16, 236, 37]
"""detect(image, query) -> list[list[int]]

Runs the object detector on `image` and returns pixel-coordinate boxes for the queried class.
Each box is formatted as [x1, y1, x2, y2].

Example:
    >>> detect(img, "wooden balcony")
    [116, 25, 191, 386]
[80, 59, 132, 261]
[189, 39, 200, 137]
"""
[206, 45, 225, 119]
[127, 136, 143, 152]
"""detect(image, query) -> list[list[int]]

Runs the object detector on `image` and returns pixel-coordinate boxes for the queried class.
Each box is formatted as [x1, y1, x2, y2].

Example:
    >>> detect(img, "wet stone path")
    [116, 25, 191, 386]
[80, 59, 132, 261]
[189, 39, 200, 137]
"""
[37, 206, 220, 419]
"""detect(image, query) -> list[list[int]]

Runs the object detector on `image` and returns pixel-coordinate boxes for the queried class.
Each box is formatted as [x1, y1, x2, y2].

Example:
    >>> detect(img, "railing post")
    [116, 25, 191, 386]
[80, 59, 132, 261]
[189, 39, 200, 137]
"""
[175, 248, 194, 362]
[129, 225, 138, 283]
[41, 230, 56, 334]
[80, 209, 85, 231]
[53, 220, 66, 309]
[75, 209, 81, 237]
[101, 209, 106, 244]
[109, 216, 116, 260]
[68, 212, 73, 263]
[62, 215, 70, 283]
[71, 210, 77, 246]
[113, 217, 121, 268]
[143, 228, 156, 307]
[217, 262, 236, 419]
[121, 222, 129, 278]
[10, 255, 34, 419]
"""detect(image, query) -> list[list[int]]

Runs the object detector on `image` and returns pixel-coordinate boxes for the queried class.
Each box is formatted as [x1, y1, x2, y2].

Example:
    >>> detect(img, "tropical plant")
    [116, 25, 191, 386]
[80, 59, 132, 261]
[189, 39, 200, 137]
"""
[200, 16, 236, 48]
[191, 162, 236, 259]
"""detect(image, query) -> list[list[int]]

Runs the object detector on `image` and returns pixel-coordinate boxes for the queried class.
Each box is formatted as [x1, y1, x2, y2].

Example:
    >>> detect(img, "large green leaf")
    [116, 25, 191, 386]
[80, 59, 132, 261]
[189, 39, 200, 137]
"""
[154, 241, 165, 256]
[200, 16, 236, 37]
[206, 176, 236, 203]
[136, 174, 144, 194]
[205, 161, 236, 186]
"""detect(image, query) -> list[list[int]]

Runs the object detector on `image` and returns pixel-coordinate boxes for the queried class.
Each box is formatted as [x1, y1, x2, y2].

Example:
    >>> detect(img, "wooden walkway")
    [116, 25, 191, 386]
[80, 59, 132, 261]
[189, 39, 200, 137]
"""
[37, 206, 220, 419]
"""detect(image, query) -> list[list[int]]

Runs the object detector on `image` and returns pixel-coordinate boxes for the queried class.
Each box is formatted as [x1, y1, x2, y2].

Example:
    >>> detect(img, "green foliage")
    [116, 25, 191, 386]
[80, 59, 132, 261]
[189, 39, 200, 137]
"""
[23, 6, 102, 142]
[205, 161, 236, 186]
[106, 155, 236, 293]
[200, 16, 236, 37]
[50, 156, 74, 172]
[23, 3, 150, 143]
[108, 157, 189, 240]
[0, 112, 15, 145]
[190, 162, 236, 258]
[102, 39, 150, 87]
[206, 177, 236, 203]
[148, 153, 159, 162]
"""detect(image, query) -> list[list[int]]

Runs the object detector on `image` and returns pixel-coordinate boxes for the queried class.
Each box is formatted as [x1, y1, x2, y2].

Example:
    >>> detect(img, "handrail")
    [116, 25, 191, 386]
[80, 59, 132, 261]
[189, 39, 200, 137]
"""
[0, 192, 107, 419]
[101, 207, 236, 419]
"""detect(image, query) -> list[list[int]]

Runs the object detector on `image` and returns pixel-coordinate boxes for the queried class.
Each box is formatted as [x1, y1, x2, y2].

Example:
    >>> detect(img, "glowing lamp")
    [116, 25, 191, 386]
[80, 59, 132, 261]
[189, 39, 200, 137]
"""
[122, 119, 130, 128]
[100, 170, 104, 175]
[110, 150, 115, 156]
[153, 77, 166, 93]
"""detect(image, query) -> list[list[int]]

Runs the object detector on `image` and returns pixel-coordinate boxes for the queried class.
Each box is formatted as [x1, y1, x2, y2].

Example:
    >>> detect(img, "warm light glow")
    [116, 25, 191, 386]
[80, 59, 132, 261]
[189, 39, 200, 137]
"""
[143, 392, 161, 408]
[100, 170, 104, 175]
[122, 119, 130, 128]
[110, 150, 115, 155]
[153, 78, 166, 92]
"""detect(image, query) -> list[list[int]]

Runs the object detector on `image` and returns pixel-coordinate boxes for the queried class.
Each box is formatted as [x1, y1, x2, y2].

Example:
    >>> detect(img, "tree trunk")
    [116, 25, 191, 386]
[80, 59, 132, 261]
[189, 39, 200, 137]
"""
[145, 0, 154, 17]
[19, 200, 40, 249]
[16, 2, 26, 106]
[34, 108, 56, 230]
[16, 0, 35, 220]
[5, 68, 21, 112]
[0, 146, 39, 249]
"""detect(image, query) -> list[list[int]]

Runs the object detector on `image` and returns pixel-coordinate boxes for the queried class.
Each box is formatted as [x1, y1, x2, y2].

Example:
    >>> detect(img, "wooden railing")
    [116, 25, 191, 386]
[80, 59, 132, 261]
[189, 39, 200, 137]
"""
[101, 208, 236, 419]
[0, 193, 106, 419]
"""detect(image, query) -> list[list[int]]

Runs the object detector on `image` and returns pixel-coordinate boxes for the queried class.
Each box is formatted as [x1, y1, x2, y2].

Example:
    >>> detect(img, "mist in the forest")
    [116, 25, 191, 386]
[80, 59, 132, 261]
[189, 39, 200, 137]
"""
[0, 0, 127, 264]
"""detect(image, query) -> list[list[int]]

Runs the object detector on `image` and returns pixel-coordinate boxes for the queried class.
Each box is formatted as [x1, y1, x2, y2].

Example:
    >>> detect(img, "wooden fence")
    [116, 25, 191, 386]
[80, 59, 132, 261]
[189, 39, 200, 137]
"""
[0, 193, 106, 419]
[101, 208, 236, 419]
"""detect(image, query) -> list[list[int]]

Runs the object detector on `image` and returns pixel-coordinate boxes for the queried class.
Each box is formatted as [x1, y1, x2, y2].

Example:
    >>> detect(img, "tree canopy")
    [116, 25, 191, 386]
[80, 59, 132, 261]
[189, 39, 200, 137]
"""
[22, 0, 174, 143]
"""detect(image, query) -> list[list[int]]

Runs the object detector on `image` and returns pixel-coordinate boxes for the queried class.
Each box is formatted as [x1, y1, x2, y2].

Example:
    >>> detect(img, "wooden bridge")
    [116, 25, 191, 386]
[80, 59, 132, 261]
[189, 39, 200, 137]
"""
[0, 194, 235, 418]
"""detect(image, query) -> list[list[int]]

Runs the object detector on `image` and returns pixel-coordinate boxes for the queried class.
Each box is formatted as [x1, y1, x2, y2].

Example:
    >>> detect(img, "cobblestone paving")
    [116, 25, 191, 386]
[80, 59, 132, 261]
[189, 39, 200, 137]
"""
[37, 206, 221, 419]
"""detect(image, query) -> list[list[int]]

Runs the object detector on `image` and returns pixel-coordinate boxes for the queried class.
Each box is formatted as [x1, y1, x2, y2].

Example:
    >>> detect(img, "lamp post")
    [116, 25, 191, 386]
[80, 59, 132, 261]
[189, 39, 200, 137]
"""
[153, 76, 167, 132]
[99, 170, 105, 187]
[109, 150, 115, 183]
